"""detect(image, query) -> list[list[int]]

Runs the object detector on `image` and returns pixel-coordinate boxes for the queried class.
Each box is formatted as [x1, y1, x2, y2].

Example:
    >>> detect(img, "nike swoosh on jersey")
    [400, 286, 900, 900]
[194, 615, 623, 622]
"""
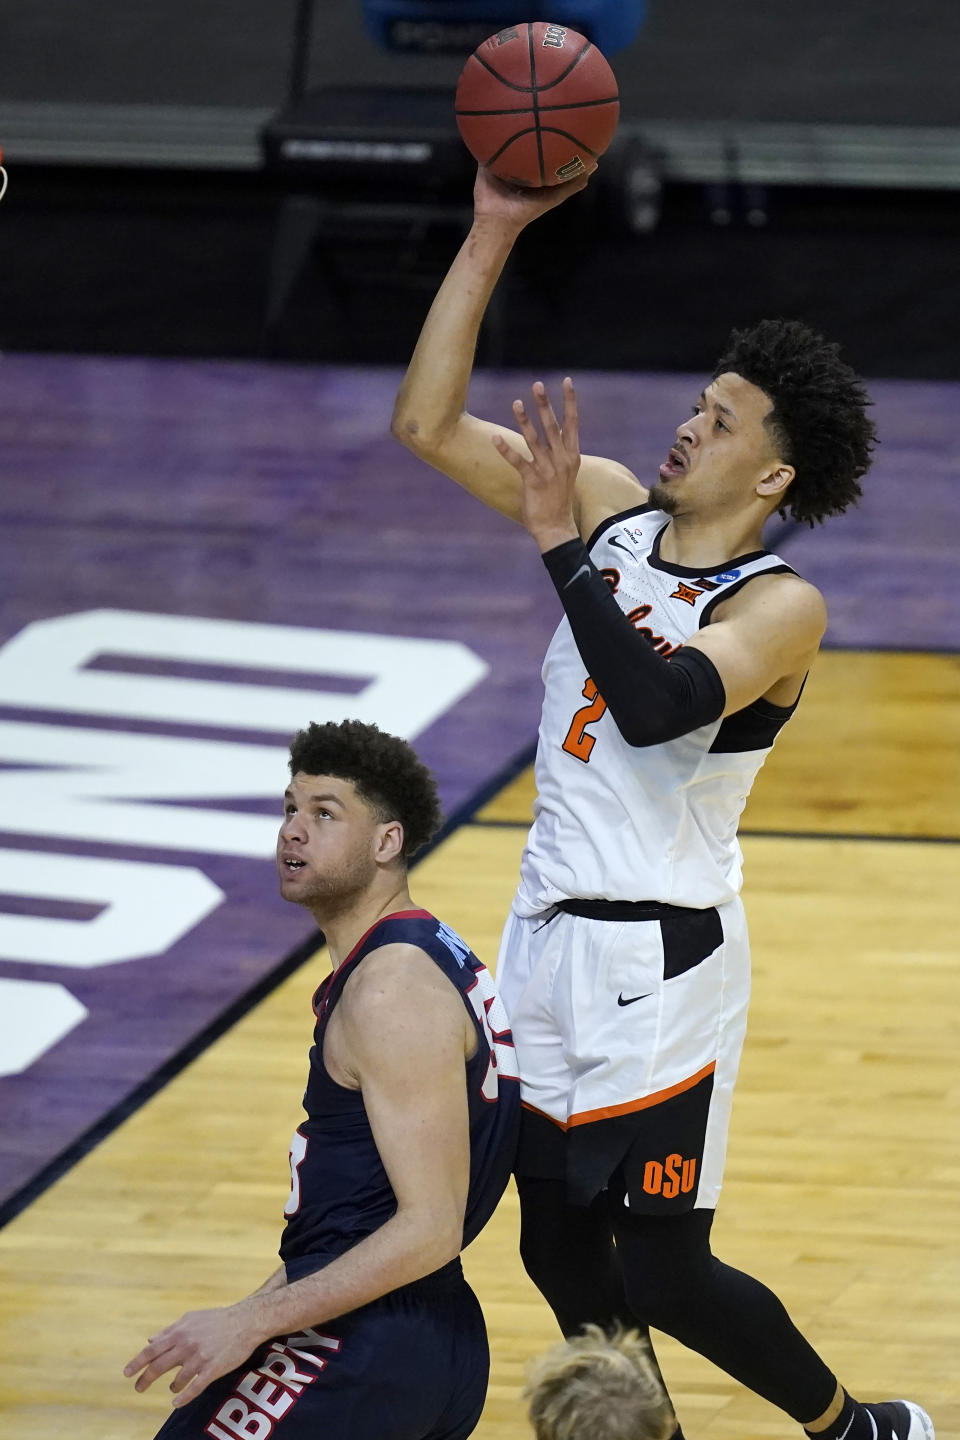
[617, 992, 652, 1006]
[608, 534, 639, 560]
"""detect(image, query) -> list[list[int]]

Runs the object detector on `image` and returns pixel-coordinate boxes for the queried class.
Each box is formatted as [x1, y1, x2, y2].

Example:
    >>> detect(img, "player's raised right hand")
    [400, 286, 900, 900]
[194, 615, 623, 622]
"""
[473, 163, 596, 232]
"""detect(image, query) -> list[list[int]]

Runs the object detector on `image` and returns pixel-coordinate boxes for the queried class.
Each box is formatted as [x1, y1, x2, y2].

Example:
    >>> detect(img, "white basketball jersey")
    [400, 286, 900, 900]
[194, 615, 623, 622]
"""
[515, 506, 798, 914]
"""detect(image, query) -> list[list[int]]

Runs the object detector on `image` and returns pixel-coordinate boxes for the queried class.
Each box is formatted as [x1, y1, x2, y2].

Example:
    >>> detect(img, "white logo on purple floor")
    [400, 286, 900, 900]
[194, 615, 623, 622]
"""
[0, 610, 488, 1076]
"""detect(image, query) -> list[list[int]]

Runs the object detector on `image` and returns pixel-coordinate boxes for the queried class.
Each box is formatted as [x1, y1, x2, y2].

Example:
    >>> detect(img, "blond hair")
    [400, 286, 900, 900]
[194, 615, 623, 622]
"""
[525, 1325, 675, 1440]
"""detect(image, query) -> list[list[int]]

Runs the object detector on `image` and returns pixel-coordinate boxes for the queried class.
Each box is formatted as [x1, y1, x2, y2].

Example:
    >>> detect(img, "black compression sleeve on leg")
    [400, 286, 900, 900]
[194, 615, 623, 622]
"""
[516, 1176, 634, 1336]
[541, 539, 726, 746]
[612, 1208, 838, 1424]
[516, 1177, 683, 1432]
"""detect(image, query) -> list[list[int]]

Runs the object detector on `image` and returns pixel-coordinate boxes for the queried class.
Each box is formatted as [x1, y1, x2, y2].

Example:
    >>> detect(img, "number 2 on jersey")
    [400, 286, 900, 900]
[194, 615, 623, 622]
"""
[562, 677, 607, 763]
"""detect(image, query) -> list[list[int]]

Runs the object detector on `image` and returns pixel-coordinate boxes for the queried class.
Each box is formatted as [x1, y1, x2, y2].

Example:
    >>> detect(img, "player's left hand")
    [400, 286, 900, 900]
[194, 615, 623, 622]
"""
[123, 1303, 262, 1408]
[493, 377, 582, 551]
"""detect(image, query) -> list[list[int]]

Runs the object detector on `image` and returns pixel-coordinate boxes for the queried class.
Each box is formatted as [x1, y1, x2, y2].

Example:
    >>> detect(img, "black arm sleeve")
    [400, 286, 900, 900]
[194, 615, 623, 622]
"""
[541, 538, 726, 747]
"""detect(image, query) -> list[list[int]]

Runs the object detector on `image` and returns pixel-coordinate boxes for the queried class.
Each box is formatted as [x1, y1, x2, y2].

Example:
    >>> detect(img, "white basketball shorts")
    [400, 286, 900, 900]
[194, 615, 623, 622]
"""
[495, 896, 751, 1214]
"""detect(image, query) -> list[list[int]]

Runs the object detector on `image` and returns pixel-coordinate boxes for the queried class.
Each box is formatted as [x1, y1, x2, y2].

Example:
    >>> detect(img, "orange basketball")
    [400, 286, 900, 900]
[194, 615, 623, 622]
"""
[455, 21, 619, 188]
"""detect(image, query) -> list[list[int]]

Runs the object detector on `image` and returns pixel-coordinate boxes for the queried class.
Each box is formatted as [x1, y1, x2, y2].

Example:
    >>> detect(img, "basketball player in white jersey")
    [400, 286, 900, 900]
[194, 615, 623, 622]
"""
[391, 165, 934, 1440]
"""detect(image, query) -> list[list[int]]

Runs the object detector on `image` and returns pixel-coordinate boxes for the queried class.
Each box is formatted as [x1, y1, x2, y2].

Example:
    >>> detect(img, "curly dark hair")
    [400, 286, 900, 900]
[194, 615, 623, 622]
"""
[713, 318, 876, 526]
[288, 719, 442, 860]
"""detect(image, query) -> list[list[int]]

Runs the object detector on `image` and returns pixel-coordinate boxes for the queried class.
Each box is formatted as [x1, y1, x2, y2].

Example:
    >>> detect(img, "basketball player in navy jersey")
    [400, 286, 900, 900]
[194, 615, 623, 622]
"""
[392, 166, 934, 1440]
[124, 718, 520, 1439]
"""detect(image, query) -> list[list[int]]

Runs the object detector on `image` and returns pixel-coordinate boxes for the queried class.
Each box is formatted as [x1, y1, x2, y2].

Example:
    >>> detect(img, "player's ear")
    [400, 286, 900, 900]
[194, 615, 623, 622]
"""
[757, 464, 794, 500]
[374, 819, 405, 867]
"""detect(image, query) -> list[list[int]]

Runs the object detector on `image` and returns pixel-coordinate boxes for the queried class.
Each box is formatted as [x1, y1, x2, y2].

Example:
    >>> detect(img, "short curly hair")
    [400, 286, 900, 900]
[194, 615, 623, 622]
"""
[288, 719, 442, 860]
[713, 318, 876, 526]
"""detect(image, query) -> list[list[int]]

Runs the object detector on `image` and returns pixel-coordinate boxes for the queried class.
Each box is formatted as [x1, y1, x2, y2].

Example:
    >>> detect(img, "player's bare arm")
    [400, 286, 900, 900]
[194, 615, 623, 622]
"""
[123, 947, 474, 1409]
[391, 166, 643, 533]
[249, 1265, 288, 1296]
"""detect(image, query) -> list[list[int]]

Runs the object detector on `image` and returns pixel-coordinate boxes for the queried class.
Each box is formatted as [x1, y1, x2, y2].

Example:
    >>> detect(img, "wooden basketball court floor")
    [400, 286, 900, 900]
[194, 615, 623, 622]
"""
[0, 648, 957, 1440]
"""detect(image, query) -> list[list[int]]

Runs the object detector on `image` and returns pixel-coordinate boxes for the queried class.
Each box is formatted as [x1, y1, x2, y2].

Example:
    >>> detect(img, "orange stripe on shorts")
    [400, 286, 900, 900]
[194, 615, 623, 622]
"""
[521, 1100, 567, 1129]
[521, 1062, 717, 1132]
[567, 1061, 717, 1126]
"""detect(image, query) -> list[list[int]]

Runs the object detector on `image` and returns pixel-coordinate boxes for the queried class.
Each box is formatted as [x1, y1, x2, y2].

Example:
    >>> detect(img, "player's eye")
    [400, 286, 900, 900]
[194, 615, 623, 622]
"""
[716, 418, 728, 431]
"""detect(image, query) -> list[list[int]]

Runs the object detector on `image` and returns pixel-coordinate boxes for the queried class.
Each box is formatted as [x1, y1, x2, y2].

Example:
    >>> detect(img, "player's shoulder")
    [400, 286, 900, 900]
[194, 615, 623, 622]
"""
[340, 942, 462, 1024]
[718, 567, 827, 636]
[338, 943, 472, 1067]
[574, 454, 648, 543]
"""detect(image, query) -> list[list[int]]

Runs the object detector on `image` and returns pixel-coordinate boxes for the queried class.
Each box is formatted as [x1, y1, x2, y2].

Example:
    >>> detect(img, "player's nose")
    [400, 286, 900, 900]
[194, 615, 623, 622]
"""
[279, 814, 305, 843]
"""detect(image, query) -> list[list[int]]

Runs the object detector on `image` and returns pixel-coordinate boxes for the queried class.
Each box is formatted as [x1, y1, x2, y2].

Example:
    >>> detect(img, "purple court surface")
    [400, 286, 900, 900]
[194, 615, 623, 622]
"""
[0, 354, 957, 1219]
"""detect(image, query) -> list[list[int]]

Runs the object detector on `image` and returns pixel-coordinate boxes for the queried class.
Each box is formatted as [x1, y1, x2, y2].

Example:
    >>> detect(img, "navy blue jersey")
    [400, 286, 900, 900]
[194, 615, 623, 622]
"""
[279, 909, 520, 1266]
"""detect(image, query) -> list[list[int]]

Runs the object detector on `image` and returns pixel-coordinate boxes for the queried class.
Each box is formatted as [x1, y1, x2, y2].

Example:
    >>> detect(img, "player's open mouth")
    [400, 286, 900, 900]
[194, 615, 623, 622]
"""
[658, 447, 687, 479]
[282, 858, 306, 871]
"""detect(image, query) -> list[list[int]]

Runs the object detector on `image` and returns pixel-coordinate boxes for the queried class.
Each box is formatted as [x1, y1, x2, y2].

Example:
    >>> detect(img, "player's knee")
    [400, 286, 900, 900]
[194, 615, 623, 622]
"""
[620, 1267, 687, 1332]
[617, 1219, 719, 1330]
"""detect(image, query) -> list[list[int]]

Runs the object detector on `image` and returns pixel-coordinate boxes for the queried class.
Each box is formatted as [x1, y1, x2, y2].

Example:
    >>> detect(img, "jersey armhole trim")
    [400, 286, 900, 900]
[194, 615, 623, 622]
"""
[697, 563, 797, 628]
